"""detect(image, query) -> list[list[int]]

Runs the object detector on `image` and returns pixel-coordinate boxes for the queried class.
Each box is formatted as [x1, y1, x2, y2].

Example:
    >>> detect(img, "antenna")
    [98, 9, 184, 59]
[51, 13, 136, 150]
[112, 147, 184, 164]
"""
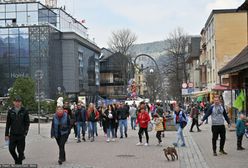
[45, 0, 57, 8]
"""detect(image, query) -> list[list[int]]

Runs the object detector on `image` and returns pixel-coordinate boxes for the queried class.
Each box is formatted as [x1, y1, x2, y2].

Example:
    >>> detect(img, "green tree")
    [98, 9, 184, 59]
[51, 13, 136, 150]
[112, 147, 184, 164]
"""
[8, 77, 36, 111]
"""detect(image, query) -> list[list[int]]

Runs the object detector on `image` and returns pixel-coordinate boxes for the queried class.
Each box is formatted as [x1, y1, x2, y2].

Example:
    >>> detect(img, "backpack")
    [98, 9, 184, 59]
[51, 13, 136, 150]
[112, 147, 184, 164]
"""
[180, 111, 188, 129]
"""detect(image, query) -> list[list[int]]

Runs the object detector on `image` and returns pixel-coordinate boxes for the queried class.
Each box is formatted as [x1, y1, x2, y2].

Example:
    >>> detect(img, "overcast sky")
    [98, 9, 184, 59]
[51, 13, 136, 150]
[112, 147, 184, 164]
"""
[42, 0, 244, 47]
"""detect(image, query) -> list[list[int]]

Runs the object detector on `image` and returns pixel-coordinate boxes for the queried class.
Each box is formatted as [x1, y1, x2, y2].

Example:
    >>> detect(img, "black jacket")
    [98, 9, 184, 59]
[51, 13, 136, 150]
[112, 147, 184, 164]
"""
[5, 107, 30, 136]
[117, 107, 129, 120]
[103, 110, 117, 128]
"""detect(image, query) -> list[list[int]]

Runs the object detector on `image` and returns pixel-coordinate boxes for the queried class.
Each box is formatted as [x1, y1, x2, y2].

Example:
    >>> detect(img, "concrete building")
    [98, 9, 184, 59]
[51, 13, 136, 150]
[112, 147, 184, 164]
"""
[203, 9, 248, 90]
[185, 36, 201, 93]
[0, 1, 100, 102]
[99, 52, 129, 99]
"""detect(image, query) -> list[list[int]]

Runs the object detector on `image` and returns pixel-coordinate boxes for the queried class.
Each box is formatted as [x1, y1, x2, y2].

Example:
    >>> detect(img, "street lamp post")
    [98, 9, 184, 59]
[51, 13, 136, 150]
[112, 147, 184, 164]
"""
[35, 70, 43, 135]
[134, 54, 166, 111]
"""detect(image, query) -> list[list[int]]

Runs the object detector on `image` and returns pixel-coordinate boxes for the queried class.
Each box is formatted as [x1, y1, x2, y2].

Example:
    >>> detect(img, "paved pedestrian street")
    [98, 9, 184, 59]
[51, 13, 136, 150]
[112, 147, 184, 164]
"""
[0, 120, 247, 168]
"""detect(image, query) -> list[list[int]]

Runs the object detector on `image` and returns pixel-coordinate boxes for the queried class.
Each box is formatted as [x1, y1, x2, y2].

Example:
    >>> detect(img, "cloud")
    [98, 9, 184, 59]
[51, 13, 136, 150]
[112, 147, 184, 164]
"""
[206, 0, 243, 11]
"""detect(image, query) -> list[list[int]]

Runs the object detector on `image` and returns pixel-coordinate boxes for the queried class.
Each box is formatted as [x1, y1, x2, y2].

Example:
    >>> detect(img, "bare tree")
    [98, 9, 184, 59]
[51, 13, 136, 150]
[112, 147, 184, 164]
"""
[108, 28, 137, 55]
[163, 27, 189, 101]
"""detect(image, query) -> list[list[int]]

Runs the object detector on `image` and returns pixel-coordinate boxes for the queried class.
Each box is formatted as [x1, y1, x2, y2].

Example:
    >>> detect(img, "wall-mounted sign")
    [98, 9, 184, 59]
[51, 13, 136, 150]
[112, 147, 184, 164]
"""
[0, 0, 36, 3]
[188, 82, 194, 88]
[10, 72, 29, 79]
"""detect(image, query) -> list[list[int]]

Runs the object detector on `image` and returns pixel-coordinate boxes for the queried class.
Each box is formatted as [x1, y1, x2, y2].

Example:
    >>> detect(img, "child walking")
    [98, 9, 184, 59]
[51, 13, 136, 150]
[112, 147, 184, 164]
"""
[236, 114, 248, 150]
[153, 114, 164, 146]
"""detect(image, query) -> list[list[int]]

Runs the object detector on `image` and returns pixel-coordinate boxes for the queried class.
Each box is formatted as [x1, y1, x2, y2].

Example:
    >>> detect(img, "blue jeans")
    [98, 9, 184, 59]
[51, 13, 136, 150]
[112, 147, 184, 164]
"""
[130, 117, 136, 129]
[88, 121, 96, 139]
[77, 122, 86, 139]
[107, 125, 115, 139]
[175, 124, 185, 145]
[119, 119, 128, 137]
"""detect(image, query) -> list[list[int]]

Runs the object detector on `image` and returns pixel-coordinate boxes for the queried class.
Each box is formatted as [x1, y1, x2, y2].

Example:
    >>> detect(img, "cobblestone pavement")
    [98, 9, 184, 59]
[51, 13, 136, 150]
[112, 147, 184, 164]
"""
[0, 118, 247, 168]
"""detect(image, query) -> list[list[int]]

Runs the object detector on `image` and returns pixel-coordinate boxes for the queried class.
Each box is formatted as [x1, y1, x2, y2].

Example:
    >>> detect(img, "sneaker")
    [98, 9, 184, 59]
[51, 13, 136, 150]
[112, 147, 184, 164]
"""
[77, 140, 81, 143]
[90, 137, 94, 142]
[136, 142, 143, 146]
[219, 150, 227, 155]
[213, 152, 217, 156]
[173, 142, 178, 147]
[144, 143, 149, 146]
[197, 129, 201, 132]
[111, 138, 116, 142]
[74, 137, 78, 140]
[106, 138, 110, 143]
[120, 136, 123, 139]
[189, 130, 193, 132]
[82, 137, 86, 142]
[125, 133, 128, 138]
[181, 143, 186, 147]
[157, 142, 163, 146]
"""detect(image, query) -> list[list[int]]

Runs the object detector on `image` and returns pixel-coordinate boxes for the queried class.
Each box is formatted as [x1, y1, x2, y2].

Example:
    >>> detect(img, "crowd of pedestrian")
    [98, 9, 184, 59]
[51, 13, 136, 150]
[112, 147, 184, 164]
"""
[4, 94, 248, 165]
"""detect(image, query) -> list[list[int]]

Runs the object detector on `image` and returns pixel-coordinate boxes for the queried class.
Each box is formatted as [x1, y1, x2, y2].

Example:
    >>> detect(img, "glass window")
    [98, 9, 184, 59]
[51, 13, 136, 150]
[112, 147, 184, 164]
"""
[19, 28, 28, 34]
[27, 11, 38, 24]
[0, 5, 5, 13]
[9, 28, 19, 34]
[6, 12, 16, 19]
[38, 9, 48, 17]
[27, 3, 38, 11]
[0, 20, 5, 27]
[17, 12, 27, 25]
[17, 4, 27, 12]
[6, 4, 16, 12]
[20, 57, 29, 64]
[0, 12, 5, 19]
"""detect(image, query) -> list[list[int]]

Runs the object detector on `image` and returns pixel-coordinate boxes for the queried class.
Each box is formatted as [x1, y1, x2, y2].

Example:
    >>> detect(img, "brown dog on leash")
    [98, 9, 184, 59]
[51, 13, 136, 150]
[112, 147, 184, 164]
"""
[163, 147, 178, 161]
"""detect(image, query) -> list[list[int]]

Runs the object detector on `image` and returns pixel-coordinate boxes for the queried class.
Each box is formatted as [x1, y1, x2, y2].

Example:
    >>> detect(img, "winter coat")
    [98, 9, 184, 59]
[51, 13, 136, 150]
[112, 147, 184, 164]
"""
[103, 109, 117, 128]
[136, 111, 150, 128]
[51, 112, 70, 138]
[236, 119, 246, 136]
[154, 117, 164, 131]
[5, 107, 30, 136]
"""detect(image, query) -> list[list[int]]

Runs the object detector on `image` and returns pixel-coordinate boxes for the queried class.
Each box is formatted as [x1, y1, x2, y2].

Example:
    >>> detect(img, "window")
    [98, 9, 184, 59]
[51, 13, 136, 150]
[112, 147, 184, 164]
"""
[27, 3, 38, 11]
[17, 4, 27, 12]
[6, 12, 16, 19]
[17, 12, 27, 25]
[6, 4, 16, 12]
[28, 11, 38, 25]
[0, 5, 5, 13]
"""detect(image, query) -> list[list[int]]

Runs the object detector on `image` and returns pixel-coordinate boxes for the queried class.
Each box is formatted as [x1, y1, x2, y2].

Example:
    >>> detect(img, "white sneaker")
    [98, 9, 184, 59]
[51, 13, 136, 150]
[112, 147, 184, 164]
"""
[111, 138, 116, 142]
[144, 143, 149, 146]
[74, 137, 77, 140]
[106, 138, 110, 142]
[136, 142, 143, 146]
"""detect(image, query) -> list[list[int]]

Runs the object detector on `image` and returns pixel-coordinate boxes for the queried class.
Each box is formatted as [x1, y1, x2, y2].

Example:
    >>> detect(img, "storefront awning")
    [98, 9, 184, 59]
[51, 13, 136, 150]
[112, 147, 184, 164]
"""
[212, 84, 231, 91]
[183, 90, 210, 97]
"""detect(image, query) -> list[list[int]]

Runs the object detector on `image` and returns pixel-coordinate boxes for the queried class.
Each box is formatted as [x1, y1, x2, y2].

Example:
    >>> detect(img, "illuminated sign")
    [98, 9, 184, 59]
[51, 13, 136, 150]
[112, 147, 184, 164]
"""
[0, 0, 36, 3]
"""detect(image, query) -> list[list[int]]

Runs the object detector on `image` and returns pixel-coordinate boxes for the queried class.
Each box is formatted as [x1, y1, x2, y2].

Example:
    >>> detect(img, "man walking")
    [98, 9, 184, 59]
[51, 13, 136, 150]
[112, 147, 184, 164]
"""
[117, 103, 129, 138]
[5, 96, 30, 164]
[200, 95, 230, 156]
[190, 104, 201, 132]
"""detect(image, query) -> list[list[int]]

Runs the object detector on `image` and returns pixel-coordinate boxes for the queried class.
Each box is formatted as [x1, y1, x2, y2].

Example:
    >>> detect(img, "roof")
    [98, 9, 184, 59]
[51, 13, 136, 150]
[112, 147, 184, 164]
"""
[100, 52, 127, 62]
[205, 9, 241, 27]
[218, 45, 248, 75]
[237, 0, 248, 11]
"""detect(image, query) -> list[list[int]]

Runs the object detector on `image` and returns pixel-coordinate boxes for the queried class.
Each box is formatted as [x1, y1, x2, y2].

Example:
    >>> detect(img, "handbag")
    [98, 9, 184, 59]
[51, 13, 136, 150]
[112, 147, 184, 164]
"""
[147, 122, 153, 132]
[245, 128, 248, 138]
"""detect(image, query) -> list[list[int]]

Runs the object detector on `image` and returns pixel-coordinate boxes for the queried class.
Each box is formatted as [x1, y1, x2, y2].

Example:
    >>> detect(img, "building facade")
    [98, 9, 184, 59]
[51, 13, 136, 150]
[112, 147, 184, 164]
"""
[203, 9, 248, 90]
[0, 1, 100, 101]
[99, 52, 129, 99]
[185, 36, 201, 93]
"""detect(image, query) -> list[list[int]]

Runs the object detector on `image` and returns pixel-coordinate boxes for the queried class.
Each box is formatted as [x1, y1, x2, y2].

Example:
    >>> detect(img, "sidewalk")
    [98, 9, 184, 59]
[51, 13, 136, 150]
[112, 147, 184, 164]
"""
[0, 120, 247, 168]
[178, 118, 248, 168]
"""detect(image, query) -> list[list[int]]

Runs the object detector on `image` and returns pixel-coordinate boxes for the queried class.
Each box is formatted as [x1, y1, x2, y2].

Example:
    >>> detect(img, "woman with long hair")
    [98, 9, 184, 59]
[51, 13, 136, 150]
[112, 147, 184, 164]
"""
[87, 103, 99, 142]
[104, 104, 117, 142]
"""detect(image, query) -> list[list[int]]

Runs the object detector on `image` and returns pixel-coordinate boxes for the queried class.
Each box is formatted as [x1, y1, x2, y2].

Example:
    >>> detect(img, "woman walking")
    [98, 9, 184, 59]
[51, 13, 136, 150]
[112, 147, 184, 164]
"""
[104, 104, 117, 142]
[87, 103, 99, 142]
[51, 106, 70, 165]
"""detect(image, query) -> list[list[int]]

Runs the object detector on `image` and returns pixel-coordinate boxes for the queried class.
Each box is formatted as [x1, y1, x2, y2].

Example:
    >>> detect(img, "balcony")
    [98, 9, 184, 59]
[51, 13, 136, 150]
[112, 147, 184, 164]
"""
[100, 79, 125, 86]
[100, 65, 122, 73]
